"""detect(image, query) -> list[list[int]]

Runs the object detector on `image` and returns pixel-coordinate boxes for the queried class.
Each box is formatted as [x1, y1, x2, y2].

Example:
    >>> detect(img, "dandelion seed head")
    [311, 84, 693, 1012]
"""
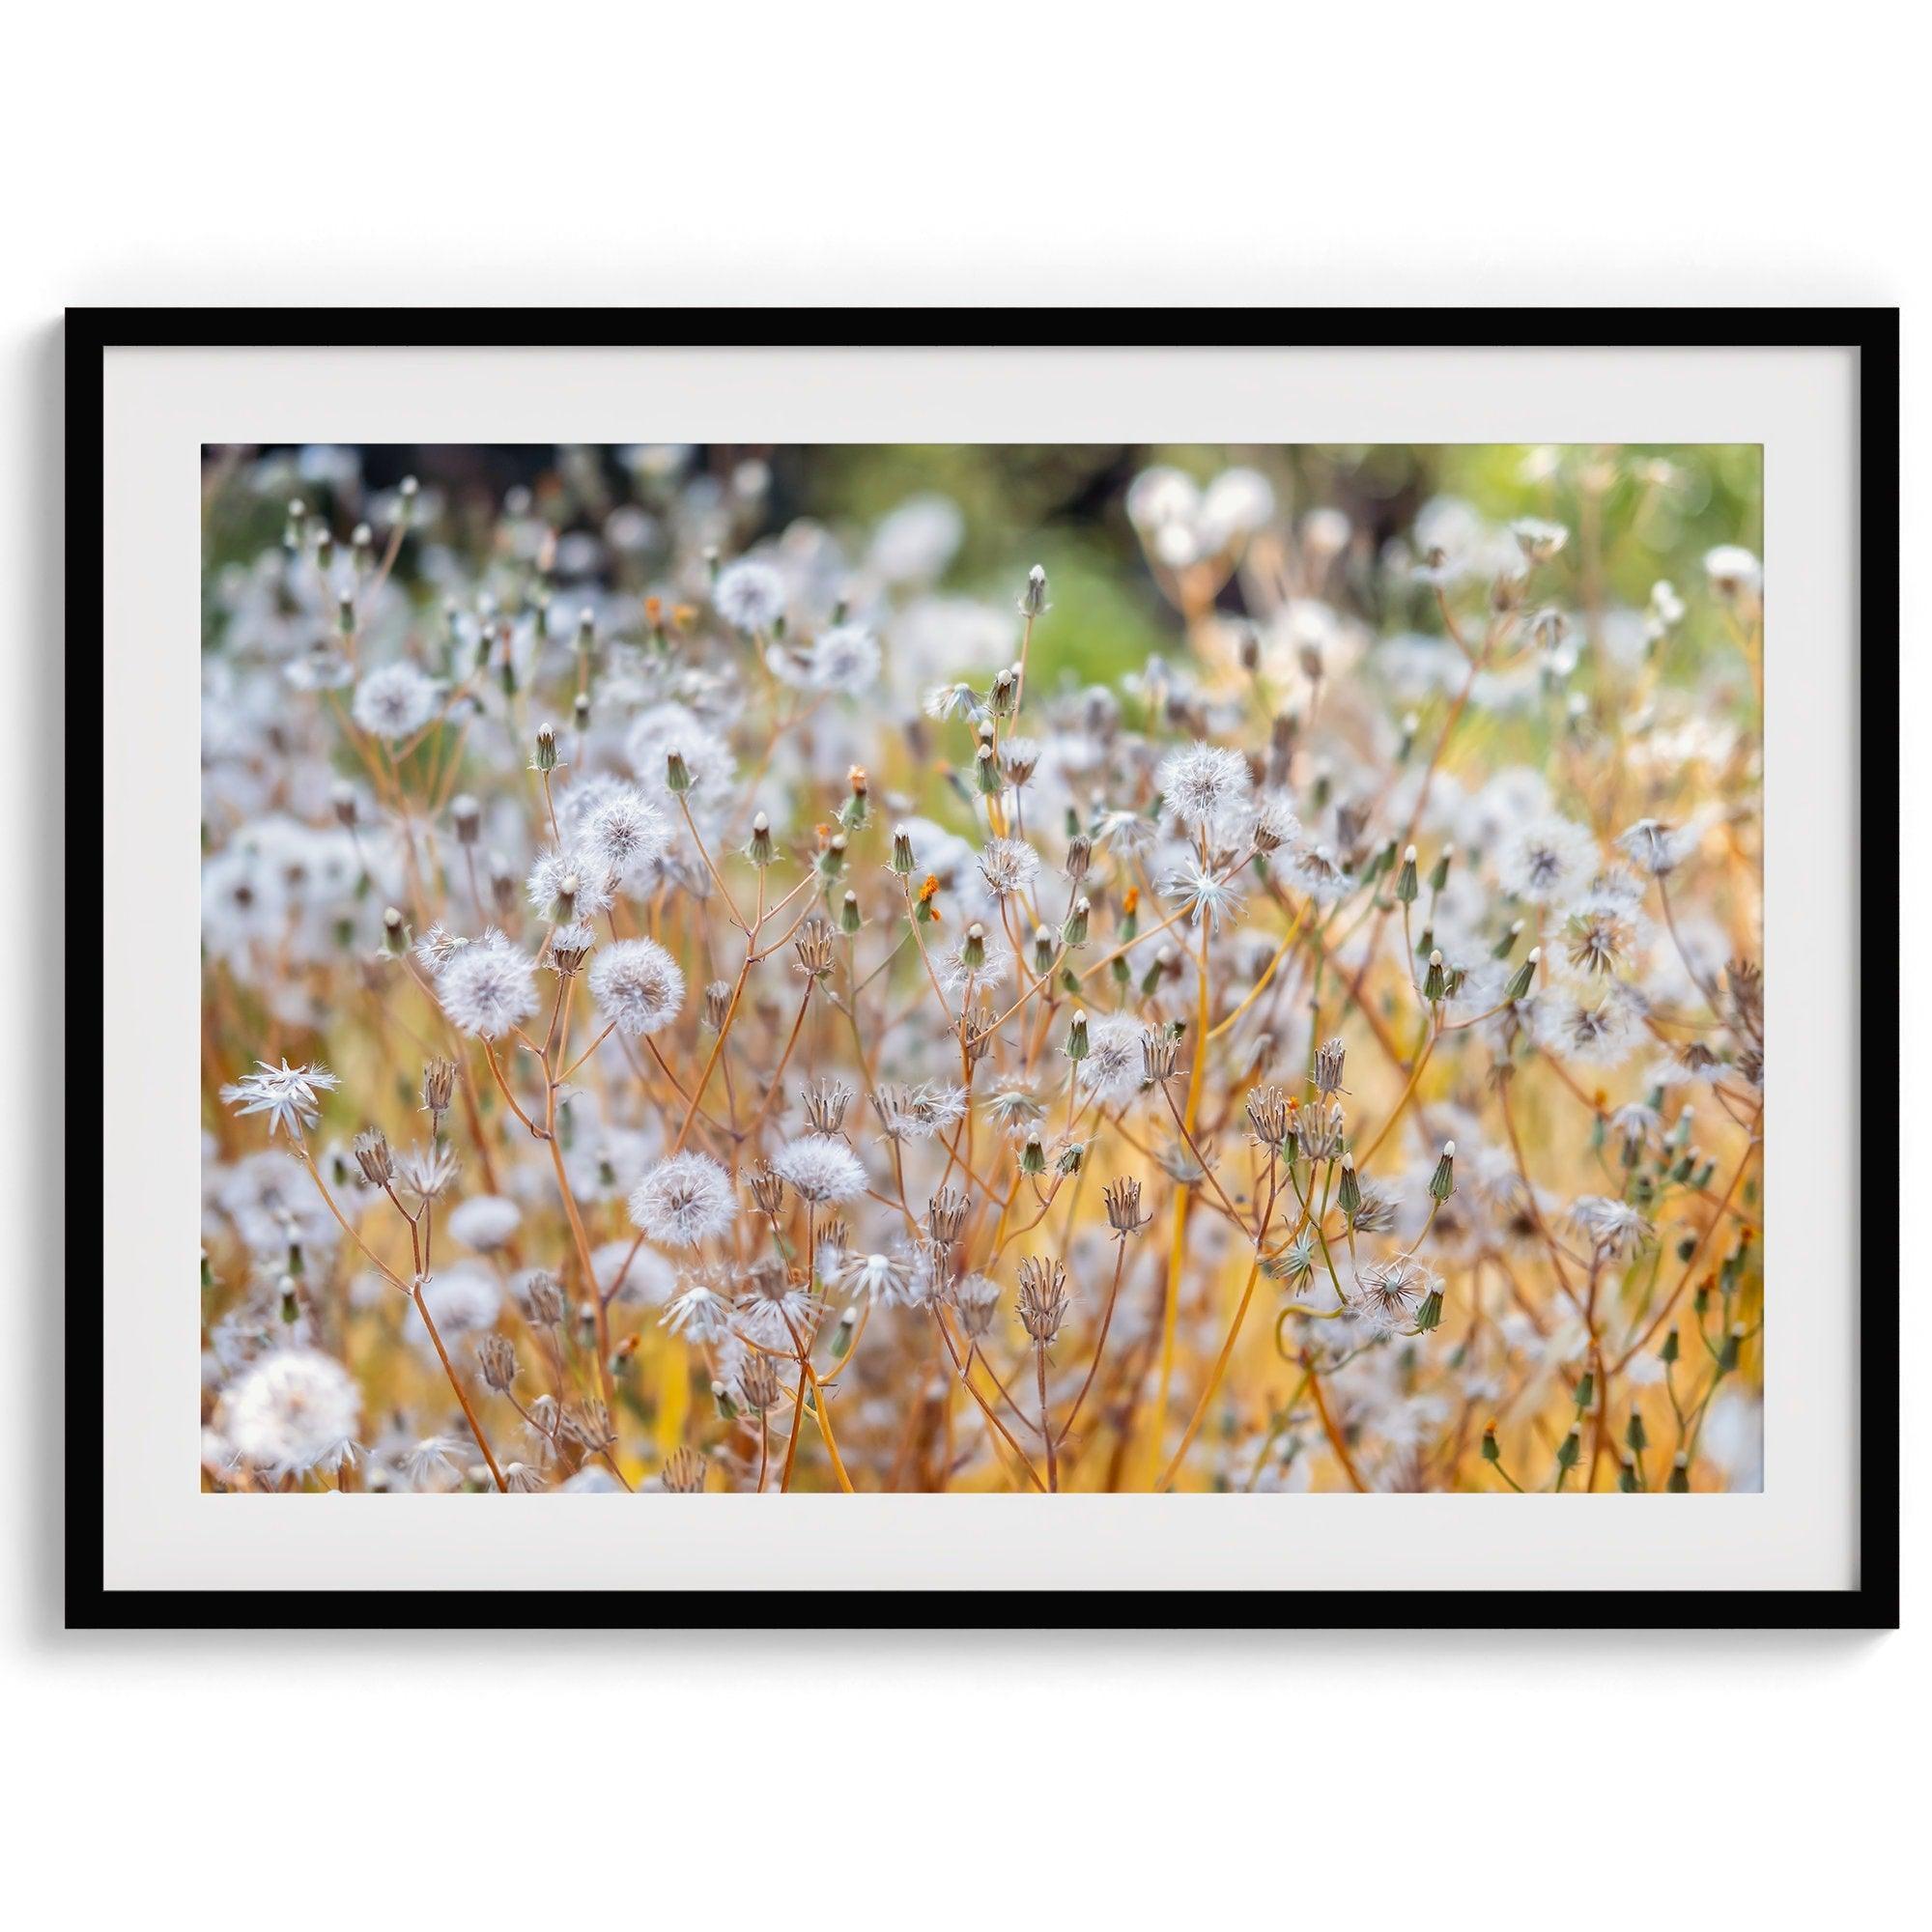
[630, 1152, 736, 1248]
[1163, 853, 1247, 932]
[350, 662, 440, 740]
[446, 1193, 522, 1253]
[589, 937, 686, 1038]
[772, 1133, 868, 1204]
[221, 1059, 340, 1140]
[977, 837, 1040, 898]
[1497, 814, 1596, 906]
[220, 1350, 360, 1477]
[437, 930, 538, 1038]
[1157, 742, 1252, 829]
[714, 557, 787, 632]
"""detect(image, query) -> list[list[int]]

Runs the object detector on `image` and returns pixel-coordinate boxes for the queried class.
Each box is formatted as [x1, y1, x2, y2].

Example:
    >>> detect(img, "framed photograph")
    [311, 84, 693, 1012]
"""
[71, 309, 1897, 1628]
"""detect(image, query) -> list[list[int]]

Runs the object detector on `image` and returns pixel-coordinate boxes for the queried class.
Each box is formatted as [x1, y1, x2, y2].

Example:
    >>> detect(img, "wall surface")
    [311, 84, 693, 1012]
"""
[4, 6, 1913, 1922]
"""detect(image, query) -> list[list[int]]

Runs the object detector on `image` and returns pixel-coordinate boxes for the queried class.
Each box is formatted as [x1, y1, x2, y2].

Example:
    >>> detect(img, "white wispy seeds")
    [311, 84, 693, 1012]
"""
[446, 1193, 523, 1253]
[977, 837, 1040, 898]
[221, 1349, 361, 1475]
[1077, 1015, 1152, 1107]
[1350, 1256, 1439, 1337]
[714, 557, 787, 631]
[350, 662, 440, 740]
[629, 1152, 736, 1248]
[1157, 742, 1252, 828]
[1163, 854, 1247, 932]
[221, 1060, 340, 1139]
[589, 938, 686, 1038]
[772, 1133, 868, 1204]
[526, 845, 615, 921]
[1616, 817, 1690, 876]
[579, 786, 670, 880]
[437, 931, 539, 1038]
[1497, 814, 1596, 906]
[201, 446, 1763, 1496]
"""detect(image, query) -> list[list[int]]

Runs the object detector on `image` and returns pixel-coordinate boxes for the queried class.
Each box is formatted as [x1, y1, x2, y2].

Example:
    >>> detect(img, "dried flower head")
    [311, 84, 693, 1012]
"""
[1015, 1256, 1070, 1347]
[476, 1333, 519, 1394]
[1104, 1175, 1151, 1237]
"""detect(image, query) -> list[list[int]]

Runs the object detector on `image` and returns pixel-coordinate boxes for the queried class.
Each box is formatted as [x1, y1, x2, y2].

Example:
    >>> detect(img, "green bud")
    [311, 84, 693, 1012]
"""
[832, 1308, 858, 1359]
[1337, 1156, 1362, 1217]
[1503, 948, 1541, 1001]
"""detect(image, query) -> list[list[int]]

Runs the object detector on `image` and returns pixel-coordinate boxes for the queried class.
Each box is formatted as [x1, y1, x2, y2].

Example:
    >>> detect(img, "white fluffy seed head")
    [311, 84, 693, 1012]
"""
[589, 938, 686, 1038]
[1156, 742, 1252, 829]
[220, 1349, 360, 1477]
[772, 1133, 867, 1204]
[629, 1152, 735, 1248]
[438, 932, 539, 1039]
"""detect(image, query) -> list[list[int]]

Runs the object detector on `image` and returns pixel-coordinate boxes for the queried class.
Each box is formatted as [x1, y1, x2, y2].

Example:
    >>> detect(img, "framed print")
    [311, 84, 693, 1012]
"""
[71, 309, 1898, 1628]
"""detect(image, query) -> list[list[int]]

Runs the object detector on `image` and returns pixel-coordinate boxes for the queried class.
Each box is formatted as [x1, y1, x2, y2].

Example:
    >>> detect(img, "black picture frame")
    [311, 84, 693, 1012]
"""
[66, 307, 1900, 1632]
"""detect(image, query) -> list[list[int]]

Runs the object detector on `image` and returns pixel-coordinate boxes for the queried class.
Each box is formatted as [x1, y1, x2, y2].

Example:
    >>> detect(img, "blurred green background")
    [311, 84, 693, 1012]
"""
[207, 442, 1763, 692]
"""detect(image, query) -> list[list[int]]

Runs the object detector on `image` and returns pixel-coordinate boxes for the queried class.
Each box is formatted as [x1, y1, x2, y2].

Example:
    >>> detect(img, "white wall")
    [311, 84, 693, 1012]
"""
[4, 6, 1913, 1921]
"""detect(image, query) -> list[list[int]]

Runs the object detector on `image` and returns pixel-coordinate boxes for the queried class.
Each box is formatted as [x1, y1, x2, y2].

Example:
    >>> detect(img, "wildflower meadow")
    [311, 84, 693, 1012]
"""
[200, 443, 1765, 1494]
